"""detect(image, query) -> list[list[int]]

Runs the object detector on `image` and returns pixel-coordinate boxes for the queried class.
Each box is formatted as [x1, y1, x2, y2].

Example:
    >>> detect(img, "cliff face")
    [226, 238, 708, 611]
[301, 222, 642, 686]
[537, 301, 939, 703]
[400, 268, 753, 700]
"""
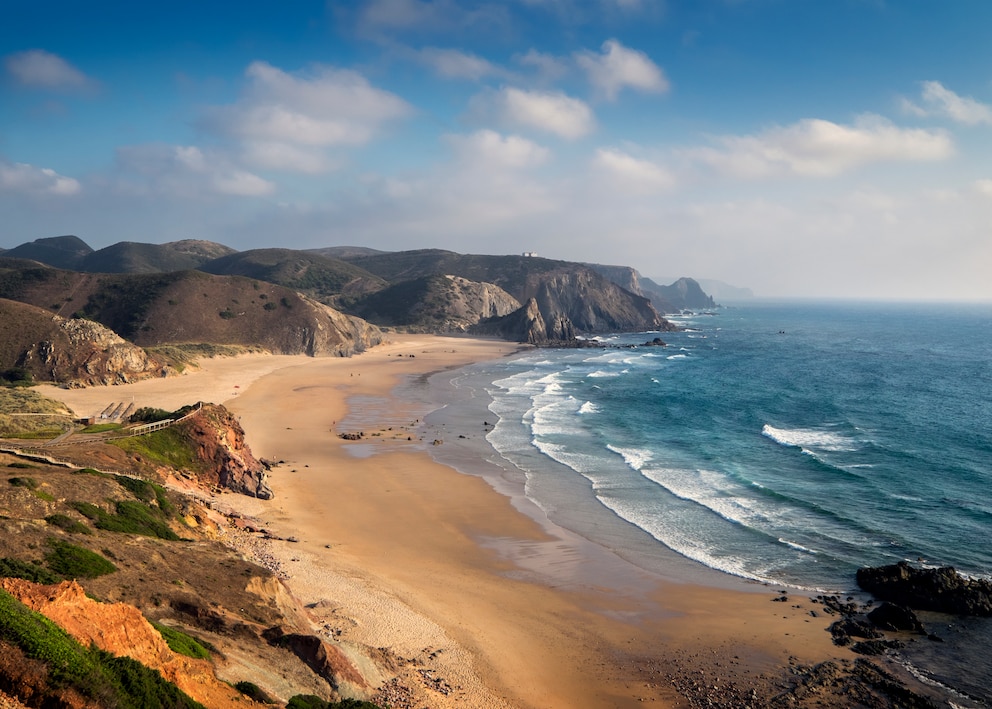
[0, 299, 171, 386]
[0, 578, 249, 709]
[177, 403, 272, 499]
[640, 277, 716, 312]
[523, 268, 666, 333]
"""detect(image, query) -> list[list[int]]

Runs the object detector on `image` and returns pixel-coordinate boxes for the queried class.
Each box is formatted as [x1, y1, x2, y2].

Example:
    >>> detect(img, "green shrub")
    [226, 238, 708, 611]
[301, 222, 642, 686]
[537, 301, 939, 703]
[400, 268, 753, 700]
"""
[218, 309, 236, 319]
[45, 514, 93, 535]
[0, 589, 206, 707]
[129, 407, 173, 424]
[149, 622, 210, 660]
[8, 462, 37, 469]
[96, 501, 180, 541]
[44, 539, 117, 579]
[234, 681, 274, 703]
[8, 476, 38, 489]
[0, 557, 61, 584]
[71, 501, 104, 520]
[287, 697, 384, 709]
[74, 467, 111, 478]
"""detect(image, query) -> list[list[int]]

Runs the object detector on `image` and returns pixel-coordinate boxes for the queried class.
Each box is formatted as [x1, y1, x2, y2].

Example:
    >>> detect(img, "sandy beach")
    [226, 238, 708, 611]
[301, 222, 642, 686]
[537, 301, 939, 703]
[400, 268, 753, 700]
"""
[42, 335, 849, 707]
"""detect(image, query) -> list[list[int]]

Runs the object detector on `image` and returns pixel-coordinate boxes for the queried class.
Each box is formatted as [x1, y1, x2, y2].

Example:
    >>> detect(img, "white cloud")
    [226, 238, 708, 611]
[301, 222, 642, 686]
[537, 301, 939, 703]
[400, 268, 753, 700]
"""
[116, 144, 275, 197]
[471, 87, 595, 139]
[975, 179, 992, 198]
[516, 49, 569, 81]
[445, 130, 550, 169]
[417, 47, 502, 80]
[592, 148, 675, 192]
[241, 141, 332, 174]
[904, 81, 992, 126]
[354, 0, 510, 38]
[3, 49, 93, 90]
[576, 39, 668, 100]
[206, 61, 412, 149]
[686, 115, 953, 179]
[0, 160, 81, 196]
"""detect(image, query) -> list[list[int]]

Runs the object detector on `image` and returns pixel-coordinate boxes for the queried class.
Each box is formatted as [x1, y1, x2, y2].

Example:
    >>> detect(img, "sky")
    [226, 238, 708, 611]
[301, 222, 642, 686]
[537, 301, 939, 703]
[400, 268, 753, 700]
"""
[2, 0, 991, 301]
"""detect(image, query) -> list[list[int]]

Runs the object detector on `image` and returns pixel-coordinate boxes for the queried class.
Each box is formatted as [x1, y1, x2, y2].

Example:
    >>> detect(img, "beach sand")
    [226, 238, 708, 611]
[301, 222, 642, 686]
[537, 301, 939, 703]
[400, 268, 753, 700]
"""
[43, 335, 848, 707]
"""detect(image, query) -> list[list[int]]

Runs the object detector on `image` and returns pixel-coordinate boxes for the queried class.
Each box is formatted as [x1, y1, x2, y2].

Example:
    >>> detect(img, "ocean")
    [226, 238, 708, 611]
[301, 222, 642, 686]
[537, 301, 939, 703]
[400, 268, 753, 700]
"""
[416, 300, 992, 703]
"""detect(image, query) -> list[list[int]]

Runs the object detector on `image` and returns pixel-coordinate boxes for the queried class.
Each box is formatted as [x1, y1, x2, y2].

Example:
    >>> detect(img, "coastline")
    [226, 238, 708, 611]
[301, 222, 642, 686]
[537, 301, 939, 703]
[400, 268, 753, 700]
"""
[40, 335, 859, 706]
[209, 335, 846, 707]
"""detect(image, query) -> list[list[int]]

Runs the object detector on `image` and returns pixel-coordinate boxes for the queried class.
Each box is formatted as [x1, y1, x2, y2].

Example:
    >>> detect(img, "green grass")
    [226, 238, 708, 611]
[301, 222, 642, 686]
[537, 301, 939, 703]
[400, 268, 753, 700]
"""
[80, 422, 123, 434]
[70, 500, 180, 541]
[150, 622, 210, 660]
[44, 539, 117, 579]
[0, 588, 207, 708]
[287, 696, 384, 709]
[109, 427, 199, 471]
[0, 557, 61, 585]
[45, 514, 93, 534]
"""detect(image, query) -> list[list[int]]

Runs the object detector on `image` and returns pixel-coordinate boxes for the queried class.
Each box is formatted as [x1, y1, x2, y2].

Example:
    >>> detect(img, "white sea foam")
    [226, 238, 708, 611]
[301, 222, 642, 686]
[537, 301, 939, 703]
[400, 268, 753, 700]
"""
[667, 354, 689, 360]
[587, 369, 621, 378]
[761, 424, 857, 452]
[606, 444, 653, 471]
[779, 538, 817, 554]
[578, 401, 599, 415]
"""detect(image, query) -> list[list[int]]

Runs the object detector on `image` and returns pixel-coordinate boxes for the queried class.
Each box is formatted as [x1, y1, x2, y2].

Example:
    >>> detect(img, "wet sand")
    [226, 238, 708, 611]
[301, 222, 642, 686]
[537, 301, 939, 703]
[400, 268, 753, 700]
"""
[43, 335, 848, 707]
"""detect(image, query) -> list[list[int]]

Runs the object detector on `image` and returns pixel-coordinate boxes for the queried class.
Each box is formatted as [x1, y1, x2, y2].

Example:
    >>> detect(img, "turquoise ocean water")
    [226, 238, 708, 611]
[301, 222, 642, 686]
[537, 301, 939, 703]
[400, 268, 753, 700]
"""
[418, 301, 991, 702]
[465, 301, 992, 590]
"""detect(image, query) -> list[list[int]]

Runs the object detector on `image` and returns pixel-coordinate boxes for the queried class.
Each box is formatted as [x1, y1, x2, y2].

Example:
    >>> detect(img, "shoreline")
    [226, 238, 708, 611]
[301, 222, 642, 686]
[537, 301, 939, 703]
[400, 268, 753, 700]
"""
[40, 336, 864, 706]
[209, 336, 846, 707]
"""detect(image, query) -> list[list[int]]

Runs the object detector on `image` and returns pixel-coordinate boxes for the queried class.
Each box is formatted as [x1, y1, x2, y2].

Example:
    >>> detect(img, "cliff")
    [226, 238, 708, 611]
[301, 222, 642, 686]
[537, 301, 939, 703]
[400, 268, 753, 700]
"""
[176, 403, 272, 499]
[1, 578, 249, 708]
[344, 274, 521, 332]
[0, 298, 171, 387]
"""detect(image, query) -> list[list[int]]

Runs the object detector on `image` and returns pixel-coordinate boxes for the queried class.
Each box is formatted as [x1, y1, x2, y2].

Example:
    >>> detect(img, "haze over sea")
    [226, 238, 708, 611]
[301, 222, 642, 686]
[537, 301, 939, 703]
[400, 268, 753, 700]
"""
[429, 301, 992, 593]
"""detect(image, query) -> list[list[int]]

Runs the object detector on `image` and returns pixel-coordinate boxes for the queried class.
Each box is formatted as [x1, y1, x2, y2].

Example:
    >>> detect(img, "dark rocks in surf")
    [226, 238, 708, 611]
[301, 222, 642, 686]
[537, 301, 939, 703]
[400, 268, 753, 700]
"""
[867, 602, 925, 633]
[856, 561, 992, 616]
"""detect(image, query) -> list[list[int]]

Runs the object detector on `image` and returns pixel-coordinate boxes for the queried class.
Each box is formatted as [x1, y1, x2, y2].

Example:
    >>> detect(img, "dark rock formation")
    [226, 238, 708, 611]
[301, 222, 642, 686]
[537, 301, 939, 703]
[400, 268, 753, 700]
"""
[828, 618, 883, 646]
[867, 602, 925, 632]
[857, 561, 992, 616]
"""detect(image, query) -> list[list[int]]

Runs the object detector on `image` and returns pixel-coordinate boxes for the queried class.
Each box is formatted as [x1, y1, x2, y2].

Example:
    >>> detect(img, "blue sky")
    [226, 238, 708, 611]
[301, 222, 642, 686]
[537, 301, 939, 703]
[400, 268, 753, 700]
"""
[2, 0, 991, 300]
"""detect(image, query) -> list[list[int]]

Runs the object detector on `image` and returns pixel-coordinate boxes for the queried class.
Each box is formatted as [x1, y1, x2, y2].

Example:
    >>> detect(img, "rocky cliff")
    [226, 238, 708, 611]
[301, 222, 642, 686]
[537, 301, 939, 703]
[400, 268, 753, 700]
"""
[176, 403, 272, 499]
[1, 578, 249, 708]
[344, 274, 521, 332]
[0, 299, 171, 387]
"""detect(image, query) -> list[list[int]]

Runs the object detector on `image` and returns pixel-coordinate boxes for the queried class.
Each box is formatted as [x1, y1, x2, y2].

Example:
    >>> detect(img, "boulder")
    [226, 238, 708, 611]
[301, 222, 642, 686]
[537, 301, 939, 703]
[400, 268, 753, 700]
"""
[867, 602, 925, 632]
[856, 561, 992, 616]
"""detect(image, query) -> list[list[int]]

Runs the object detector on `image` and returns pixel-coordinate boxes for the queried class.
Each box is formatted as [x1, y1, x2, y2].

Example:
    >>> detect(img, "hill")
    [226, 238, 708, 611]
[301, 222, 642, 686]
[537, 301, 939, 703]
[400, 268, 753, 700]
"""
[0, 298, 169, 386]
[342, 274, 520, 332]
[199, 248, 387, 303]
[0, 264, 382, 358]
[80, 239, 237, 274]
[340, 250, 672, 339]
[0, 403, 380, 706]
[306, 245, 390, 260]
[4, 235, 94, 270]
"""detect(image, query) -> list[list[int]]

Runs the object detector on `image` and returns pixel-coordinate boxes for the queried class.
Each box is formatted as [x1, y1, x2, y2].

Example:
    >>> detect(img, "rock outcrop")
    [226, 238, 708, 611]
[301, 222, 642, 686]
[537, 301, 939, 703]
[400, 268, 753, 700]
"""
[0, 578, 248, 708]
[856, 561, 992, 616]
[177, 403, 272, 499]
[0, 298, 171, 386]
